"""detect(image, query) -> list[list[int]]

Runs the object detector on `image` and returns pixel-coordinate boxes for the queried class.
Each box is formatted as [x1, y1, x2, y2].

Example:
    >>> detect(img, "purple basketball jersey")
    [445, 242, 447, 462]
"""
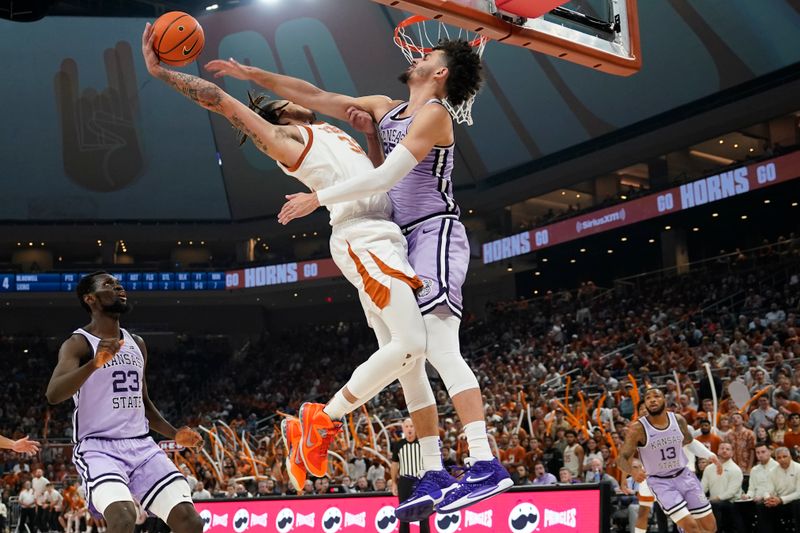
[379, 99, 459, 231]
[72, 328, 149, 442]
[637, 412, 687, 476]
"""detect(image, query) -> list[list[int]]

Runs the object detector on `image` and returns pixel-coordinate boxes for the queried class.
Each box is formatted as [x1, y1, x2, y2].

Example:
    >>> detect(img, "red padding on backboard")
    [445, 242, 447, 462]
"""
[495, 0, 569, 19]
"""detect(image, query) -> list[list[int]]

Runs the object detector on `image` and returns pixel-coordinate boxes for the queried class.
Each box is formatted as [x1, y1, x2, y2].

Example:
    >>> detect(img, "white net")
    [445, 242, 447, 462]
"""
[393, 16, 488, 126]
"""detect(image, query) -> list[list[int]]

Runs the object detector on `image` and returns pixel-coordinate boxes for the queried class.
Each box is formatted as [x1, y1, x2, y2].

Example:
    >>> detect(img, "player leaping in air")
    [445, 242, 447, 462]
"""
[617, 388, 722, 533]
[138, 24, 448, 501]
[206, 35, 511, 519]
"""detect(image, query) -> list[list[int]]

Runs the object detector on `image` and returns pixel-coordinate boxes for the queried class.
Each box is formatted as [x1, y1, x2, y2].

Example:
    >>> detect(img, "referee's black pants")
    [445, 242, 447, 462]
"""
[398, 476, 431, 533]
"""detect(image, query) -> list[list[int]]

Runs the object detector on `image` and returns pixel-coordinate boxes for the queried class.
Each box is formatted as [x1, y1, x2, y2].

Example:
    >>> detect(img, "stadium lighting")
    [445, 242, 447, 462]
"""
[620, 195, 627, 200]
[206, 4, 219, 10]
[648, 239, 655, 243]
[620, 237, 628, 242]
[534, 271, 541, 276]
[692, 227, 699, 232]
[579, 248, 586, 252]
[607, 249, 613, 254]
[718, 139, 724, 144]
[506, 264, 513, 272]
[733, 143, 739, 148]
[740, 215, 748, 220]
[664, 225, 671, 230]
[541, 258, 548, 262]
[792, 202, 798, 207]
[764, 199, 770, 204]
[712, 213, 719, 218]
[561, 191, 566, 196]
[570, 259, 576, 263]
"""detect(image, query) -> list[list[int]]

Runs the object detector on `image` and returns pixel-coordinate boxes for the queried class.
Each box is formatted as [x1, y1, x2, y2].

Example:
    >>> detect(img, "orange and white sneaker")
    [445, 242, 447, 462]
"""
[281, 417, 306, 493]
[298, 402, 343, 477]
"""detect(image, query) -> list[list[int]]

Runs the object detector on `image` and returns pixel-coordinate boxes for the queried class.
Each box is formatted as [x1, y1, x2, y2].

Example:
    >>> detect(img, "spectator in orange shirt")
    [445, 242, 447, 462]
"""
[695, 418, 722, 454]
[679, 394, 698, 426]
[504, 434, 527, 467]
[783, 412, 800, 452]
[775, 391, 800, 415]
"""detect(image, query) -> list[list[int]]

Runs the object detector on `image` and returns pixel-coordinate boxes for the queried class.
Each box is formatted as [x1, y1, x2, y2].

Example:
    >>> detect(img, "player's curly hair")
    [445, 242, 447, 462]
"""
[237, 92, 289, 146]
[433, 39, 483, 108]
[77, 271, 108, 314]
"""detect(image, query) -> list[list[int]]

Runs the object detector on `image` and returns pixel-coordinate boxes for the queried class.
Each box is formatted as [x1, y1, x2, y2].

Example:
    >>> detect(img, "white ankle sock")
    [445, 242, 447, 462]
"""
[464, 421, 493, 461]
[324, 390, 355, 420]
[419, 436, 444, 471]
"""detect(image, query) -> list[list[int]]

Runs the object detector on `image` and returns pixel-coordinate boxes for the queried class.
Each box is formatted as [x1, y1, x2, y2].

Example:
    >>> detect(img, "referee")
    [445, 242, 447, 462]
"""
[391, 418, 431, 533]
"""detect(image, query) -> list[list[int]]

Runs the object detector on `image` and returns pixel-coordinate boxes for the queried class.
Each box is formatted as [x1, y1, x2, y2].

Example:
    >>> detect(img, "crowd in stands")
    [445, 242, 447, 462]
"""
[0, 239, 798, 532]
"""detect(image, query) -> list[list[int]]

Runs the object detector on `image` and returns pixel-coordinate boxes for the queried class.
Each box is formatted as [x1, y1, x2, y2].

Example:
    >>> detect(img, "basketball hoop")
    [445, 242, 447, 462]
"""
[393, 15, 488, 126]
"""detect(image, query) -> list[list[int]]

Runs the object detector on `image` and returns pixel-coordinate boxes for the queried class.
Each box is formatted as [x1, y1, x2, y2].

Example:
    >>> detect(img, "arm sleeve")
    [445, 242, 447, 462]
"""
[316, 144, 419, 206]
[686, 439, 715, 459]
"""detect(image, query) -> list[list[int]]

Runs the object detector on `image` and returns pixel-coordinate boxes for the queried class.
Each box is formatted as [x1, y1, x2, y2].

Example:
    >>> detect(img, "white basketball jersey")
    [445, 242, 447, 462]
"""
[278, 122, 392, 226]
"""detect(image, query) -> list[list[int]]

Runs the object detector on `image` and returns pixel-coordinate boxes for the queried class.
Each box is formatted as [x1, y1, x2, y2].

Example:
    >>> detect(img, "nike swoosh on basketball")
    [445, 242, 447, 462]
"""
[182, 42, 197, 56]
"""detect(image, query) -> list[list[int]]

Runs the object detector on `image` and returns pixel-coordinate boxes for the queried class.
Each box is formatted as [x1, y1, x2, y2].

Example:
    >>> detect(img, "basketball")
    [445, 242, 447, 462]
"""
[152, 11, 205, 67]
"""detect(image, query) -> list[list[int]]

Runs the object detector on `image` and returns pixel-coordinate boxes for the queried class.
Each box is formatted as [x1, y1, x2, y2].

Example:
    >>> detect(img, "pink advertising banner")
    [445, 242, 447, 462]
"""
[194, 486, 604, 532]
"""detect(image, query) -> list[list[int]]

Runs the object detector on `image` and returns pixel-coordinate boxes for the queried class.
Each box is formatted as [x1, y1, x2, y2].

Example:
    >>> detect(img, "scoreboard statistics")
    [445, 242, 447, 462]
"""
[0, 272, 226, 293]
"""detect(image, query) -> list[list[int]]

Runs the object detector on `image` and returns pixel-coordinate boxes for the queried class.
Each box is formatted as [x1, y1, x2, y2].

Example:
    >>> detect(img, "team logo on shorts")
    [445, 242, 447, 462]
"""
[322, 507, 343, 533]
[199, 509, 212, 532]
[374, 506, 398, 533]
[275, 508, 294, 533]
[417, 278, 434, 298]
[508, 502, 540, 533]
[233, 509, 249, 532]
[435, 510, 462, 533]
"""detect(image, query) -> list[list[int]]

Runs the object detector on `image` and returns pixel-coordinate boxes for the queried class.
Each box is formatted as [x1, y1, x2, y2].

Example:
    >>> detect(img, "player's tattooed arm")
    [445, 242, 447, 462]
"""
[154, 70, 225, 113]
[617, 420, 645, 477]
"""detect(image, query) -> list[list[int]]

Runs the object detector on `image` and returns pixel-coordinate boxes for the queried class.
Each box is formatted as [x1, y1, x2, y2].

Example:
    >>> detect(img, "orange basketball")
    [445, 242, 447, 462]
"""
[152, 11, 205, 67]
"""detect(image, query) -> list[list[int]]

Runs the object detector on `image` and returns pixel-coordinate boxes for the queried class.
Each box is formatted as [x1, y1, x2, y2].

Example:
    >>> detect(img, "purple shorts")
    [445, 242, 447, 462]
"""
[647, 468, 711, 519]
[405, 217, 469, 318]
[73, 436, 184, 513]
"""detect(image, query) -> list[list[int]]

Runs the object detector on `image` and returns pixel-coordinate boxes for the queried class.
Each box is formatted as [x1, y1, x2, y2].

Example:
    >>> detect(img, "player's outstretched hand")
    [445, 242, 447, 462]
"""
[94, 339, 124, 368]
[175, 426, 203, 449]
[141, 23, 162, 75]
[205, 58, 251, 80]
[278, 192, 320, 225]
[346, 106, 376, 134]
[710, 454, 723, 475]
[11, 436, 40, 456]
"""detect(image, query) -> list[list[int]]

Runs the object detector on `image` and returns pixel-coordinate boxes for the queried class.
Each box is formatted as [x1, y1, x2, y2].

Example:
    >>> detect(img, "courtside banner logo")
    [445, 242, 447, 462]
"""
[195, 488, 601, 532]
[482, 151, 800, 263]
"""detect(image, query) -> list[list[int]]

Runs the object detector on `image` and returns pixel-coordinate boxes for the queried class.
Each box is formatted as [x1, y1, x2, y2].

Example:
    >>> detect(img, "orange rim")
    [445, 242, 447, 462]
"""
[394, 15, 485, 54]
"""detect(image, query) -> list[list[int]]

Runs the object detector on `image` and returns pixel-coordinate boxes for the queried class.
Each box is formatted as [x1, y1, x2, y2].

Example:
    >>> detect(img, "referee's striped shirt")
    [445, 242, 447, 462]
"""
[392, 439, 425, 478]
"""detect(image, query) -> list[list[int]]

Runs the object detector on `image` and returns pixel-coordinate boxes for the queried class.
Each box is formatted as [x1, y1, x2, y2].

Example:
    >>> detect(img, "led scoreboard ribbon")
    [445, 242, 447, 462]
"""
[0, 272, 226, 292]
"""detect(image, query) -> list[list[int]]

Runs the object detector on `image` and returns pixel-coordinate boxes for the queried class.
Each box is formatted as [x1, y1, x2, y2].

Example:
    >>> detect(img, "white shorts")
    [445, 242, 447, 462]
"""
[638, 479, 655, 508]
[330, 216, 421, 323]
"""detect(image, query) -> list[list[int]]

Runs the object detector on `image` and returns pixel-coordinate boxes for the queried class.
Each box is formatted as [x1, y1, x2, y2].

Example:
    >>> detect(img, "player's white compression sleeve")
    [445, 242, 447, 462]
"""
[316, 144, 418, 206]
[686, 439, 714, 459]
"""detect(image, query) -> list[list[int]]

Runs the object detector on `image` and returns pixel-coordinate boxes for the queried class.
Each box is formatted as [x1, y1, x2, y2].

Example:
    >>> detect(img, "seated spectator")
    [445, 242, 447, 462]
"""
[759, 447, 800, 529]
[192, 481, 212, 500]
[512, 465, 531, 486]
[784, 413, 800, 452]
[770, 413, 789, 447]
[373, 477, 387, 492]
[749, 395, 779, 432]
[695, 419, 721, 454]
[558, 467, 579, 485]
[701, 442, 745, 533]
[583, 458, 620, 490]
[531, 462, 557, 485]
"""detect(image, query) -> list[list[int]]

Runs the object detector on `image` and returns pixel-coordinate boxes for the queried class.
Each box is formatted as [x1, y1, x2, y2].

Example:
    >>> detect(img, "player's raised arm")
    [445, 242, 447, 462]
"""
[46, 335, 121, 404]
[617, 419, 645, 480]
[277, 104, 450, 225]
[677, 413, 722, 474]
[142, 24, 304, 166]
[0, 435, 40, 455]
[204, 57, 395, 123]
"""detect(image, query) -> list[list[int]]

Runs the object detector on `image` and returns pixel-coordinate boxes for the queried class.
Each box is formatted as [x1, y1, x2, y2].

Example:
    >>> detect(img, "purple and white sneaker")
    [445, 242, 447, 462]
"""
[395, 470, 459, 522]
[436, 458, 513, 513]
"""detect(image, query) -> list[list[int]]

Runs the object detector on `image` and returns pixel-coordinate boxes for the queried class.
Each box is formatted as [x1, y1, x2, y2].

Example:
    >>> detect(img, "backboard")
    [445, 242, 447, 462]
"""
[371, 0, 641, 76]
